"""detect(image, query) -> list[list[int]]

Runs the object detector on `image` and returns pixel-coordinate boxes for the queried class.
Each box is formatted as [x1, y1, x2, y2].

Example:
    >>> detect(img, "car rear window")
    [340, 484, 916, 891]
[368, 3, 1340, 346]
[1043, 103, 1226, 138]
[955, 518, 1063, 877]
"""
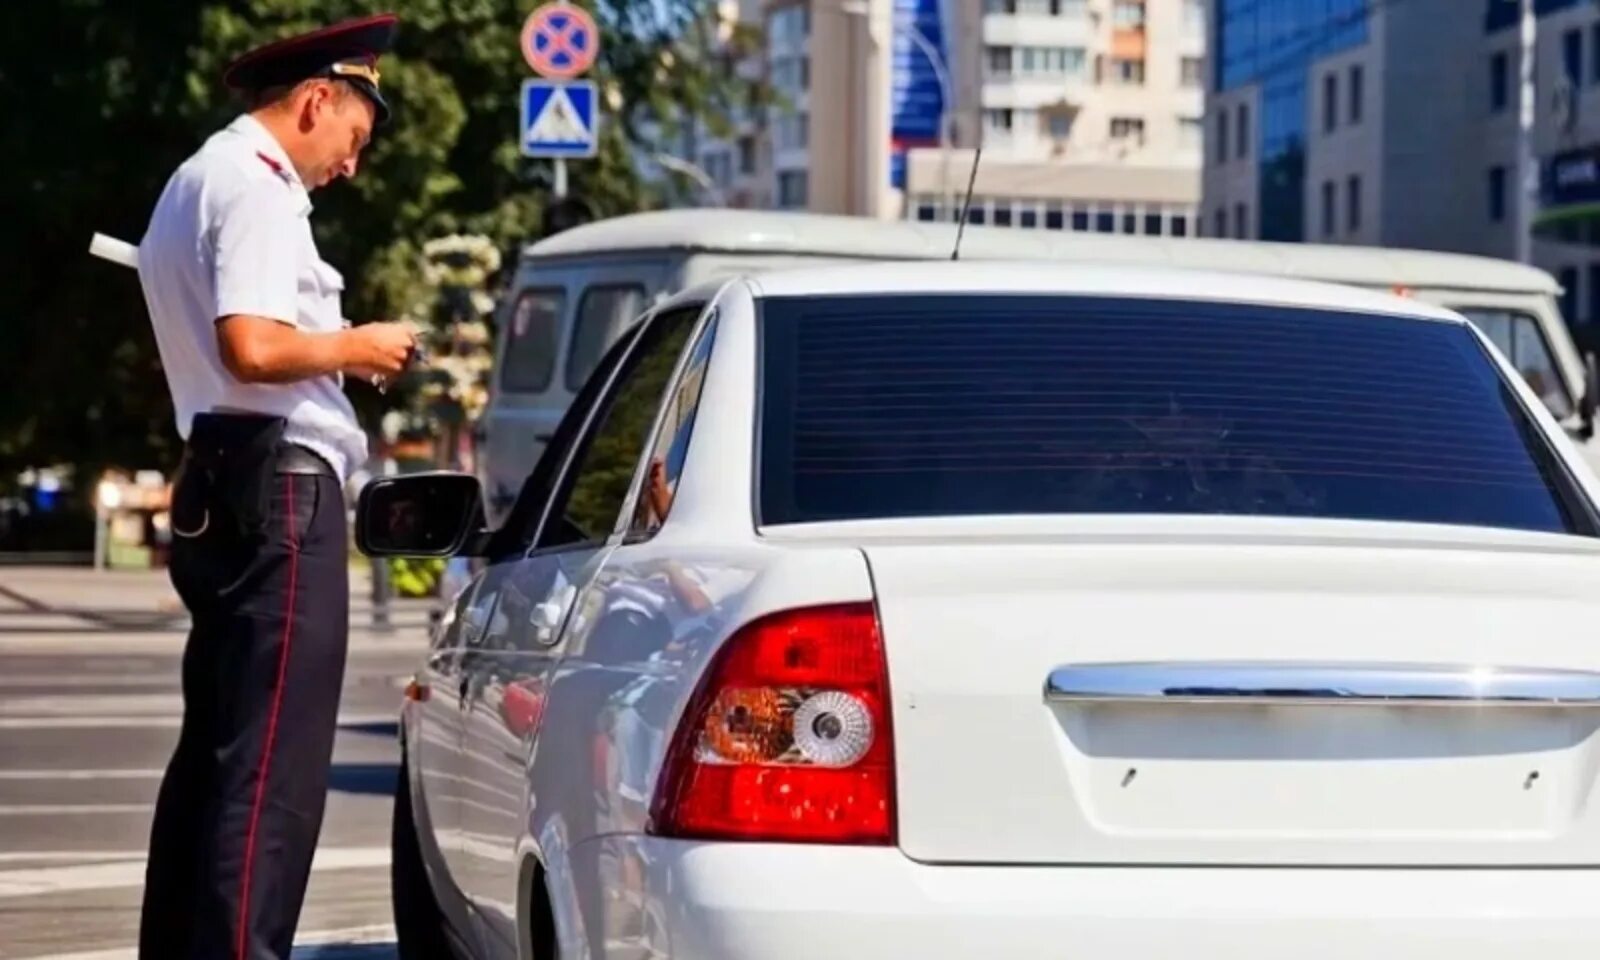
[757, 295, 1589, 535]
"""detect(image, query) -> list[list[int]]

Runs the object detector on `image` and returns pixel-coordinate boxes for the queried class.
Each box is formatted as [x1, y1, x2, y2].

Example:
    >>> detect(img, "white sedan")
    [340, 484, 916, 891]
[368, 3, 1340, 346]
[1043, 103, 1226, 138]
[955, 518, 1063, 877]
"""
[358, 262, 1600, 959]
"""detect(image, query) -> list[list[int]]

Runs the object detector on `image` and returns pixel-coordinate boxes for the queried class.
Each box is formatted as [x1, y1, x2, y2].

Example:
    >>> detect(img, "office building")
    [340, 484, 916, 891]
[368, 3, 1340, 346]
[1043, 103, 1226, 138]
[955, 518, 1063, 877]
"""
[1204, 0, 1600, 327]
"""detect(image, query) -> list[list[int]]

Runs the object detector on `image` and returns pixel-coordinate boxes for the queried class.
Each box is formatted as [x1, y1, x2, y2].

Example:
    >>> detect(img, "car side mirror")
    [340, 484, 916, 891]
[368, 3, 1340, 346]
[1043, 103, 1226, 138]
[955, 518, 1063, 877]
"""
[356, 472, 488, 558]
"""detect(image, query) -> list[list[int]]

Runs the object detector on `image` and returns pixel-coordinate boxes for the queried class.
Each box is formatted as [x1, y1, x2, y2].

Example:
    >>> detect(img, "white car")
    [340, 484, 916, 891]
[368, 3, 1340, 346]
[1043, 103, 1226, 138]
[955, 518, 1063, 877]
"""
[359, 262, 1600, 960]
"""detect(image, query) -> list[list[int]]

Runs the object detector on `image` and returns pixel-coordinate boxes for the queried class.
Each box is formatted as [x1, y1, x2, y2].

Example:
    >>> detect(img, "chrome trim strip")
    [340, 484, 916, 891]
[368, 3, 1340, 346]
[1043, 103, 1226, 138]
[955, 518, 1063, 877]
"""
[1044, 662, 1600, 708]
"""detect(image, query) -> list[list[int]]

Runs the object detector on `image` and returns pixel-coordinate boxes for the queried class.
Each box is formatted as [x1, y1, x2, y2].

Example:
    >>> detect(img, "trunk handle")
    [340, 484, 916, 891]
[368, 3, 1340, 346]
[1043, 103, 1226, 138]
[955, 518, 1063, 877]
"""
[1044, 662, 1600, 708]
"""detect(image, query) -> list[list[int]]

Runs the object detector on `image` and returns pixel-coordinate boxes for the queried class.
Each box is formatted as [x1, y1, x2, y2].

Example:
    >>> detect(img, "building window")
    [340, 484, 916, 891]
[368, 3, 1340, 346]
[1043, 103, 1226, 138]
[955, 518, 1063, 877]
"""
[1183, 0, 1204, 36]
[1015, 46, 1087, 78]
[1045, 204, 1065, 229]
[1565, 28, 1583, 84]
[916, 202, 938, 222]
[1349, 65, 1363, 124]
[1143, 213, 1163, 236]
[1048, 111, 1075, 139]
[1096, 211, 1116, 233]
[1491, 51, 1509, 112]
[1236, 103, 1250, 159]
[1121, 212, 1137, 234]
[968, 203, 987, 225]
[1071, 209, 1090, 231]
[1324, 72, 1338, 132]
[777, 170, 807, 208]
[1112, 58, 1146, 85]
[1017, 0, 1051, 14]
[985, 108, 1015, 138]
[1593, 24, 1600, 84]
[1234, 203, 1247, 239]
[1055, 0, 1086, 15]
[738, 135, 757, 175]
[1112, 1, 1145, 28]
[1020, 207, 1039, 228]
[1171, 215, 1189, 237]
[1489, 165, 1507, 223]
[1110, 116, 1145, 143]
[1181, 56, 1204, 87]
[1347, 175, 1362, 233]
[774, 112, 808, 151]
[1215, 207, 1227, 238]
[1179, 116, 1202, 152]
[985, 46, 1014, 78]
[1322, 180, 1336, 237]
[994, 203, 1014, 227]
[1215, 110, 1229, 164]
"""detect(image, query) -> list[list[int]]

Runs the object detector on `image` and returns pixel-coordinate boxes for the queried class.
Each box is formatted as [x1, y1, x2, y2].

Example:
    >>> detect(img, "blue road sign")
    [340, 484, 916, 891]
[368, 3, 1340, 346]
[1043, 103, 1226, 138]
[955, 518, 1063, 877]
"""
[520, 79, 599, 159]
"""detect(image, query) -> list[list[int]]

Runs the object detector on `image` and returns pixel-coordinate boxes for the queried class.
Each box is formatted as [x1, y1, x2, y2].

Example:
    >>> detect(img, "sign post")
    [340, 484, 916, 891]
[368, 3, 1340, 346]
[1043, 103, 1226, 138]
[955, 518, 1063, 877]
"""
[519, 2, 601, 200]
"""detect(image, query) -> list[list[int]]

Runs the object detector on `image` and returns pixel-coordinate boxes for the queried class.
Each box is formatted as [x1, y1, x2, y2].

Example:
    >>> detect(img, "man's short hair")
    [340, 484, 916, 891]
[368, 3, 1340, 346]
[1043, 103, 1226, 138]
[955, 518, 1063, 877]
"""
[249, 76, 357, 112]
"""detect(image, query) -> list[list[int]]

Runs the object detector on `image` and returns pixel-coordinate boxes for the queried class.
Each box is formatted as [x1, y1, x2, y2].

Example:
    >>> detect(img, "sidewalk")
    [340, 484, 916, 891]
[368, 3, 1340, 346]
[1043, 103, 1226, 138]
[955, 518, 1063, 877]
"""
[0, 564, 436, 638]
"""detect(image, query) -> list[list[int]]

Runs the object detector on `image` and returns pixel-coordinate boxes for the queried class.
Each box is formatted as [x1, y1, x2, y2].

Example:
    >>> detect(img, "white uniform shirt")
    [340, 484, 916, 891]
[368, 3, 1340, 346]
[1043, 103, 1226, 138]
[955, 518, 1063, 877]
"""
[137, 114, 368, 480]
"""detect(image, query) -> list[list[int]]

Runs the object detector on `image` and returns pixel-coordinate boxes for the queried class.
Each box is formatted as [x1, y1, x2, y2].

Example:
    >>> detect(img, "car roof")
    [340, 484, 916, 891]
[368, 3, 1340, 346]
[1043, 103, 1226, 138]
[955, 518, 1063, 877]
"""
[739, 260, 1466, 323]
[522, 209, 1560, 296]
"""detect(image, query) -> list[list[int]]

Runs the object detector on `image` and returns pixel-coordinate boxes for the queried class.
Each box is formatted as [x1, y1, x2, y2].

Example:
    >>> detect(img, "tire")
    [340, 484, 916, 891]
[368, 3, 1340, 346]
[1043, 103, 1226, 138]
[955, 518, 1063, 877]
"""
[392, 755, 459, 960]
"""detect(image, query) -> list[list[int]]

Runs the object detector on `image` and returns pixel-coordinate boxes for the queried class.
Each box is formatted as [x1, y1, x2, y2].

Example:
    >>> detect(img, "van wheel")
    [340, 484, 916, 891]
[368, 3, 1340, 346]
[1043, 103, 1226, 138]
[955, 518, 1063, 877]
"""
[392, 756, 458, 959]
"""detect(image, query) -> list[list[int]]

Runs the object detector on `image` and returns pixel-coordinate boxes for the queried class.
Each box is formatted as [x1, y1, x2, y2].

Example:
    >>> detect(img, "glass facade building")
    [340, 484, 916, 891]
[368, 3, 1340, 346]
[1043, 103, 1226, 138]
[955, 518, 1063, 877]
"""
[1213, 0, 1368, 240]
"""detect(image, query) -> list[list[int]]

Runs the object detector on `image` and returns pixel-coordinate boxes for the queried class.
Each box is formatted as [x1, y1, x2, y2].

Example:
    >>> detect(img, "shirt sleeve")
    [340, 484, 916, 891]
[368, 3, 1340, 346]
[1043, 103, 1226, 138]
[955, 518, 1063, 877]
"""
[211, 183, 301, 326]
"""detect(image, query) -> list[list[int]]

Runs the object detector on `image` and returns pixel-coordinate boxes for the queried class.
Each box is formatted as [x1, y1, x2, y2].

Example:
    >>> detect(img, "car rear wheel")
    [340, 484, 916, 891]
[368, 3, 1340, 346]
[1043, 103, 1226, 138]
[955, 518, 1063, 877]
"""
[392, 755, 458, 960]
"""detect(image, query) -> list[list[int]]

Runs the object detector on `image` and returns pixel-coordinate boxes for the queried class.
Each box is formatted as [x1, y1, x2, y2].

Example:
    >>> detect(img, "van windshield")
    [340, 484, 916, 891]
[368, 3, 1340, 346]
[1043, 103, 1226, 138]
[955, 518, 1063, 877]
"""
[757, 294, 1587, 535]
[1455, 308, 1573, 419]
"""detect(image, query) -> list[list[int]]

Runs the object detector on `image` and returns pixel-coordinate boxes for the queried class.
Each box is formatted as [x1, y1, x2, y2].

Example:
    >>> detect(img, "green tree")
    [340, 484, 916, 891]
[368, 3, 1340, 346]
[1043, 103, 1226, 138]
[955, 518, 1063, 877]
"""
[0, 0, 760, 543]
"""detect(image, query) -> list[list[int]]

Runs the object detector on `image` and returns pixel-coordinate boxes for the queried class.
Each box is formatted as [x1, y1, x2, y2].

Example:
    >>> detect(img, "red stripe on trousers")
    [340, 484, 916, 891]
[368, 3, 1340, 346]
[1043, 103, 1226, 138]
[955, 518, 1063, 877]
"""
[236, 475, 300, 960]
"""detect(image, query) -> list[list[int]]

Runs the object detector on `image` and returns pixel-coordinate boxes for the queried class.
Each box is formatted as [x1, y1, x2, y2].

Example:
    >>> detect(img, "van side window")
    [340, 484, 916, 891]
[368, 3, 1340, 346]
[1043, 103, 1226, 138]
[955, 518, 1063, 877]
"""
[632, 313, 719, 537]
[500, 288, 565, 393]
[537, 305, 702, 551]
[1458, 308, 1574, 418]
[567, 285, 648, 391]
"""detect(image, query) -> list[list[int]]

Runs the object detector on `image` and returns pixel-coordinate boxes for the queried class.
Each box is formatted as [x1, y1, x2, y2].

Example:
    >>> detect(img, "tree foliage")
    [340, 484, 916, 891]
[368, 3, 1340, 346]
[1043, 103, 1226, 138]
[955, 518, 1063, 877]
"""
[0, 0, 758, 513]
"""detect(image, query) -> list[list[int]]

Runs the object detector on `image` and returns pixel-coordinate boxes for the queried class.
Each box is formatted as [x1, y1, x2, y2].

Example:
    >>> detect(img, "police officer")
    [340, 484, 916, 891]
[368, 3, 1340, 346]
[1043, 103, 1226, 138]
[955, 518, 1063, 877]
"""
[133, 14, 414, 960]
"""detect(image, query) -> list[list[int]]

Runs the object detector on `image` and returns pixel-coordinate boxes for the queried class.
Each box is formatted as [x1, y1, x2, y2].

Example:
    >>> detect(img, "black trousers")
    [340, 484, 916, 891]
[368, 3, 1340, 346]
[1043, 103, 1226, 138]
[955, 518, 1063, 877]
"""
[139, 466, 349, 960]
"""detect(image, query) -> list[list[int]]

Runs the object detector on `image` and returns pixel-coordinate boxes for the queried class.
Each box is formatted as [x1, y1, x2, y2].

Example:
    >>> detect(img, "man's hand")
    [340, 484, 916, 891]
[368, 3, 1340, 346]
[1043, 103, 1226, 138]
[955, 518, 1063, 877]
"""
[344, 322, 416, 379]
[216, 315, 418, 386]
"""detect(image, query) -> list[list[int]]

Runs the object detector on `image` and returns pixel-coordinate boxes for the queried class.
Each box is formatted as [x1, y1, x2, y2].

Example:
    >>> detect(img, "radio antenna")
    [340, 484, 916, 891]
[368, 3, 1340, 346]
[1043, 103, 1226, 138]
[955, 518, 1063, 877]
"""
[951, 147, 982, 261]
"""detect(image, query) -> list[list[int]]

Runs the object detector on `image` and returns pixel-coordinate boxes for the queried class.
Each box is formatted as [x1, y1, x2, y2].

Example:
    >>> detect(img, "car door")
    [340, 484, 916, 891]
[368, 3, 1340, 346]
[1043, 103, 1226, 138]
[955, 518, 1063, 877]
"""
[458, 299, 713, 951]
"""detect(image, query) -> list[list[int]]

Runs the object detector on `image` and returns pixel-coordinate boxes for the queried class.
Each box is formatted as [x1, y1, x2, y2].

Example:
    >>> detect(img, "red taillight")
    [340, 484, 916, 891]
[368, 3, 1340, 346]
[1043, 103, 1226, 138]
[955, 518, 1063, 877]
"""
[648, 603, 896, 845]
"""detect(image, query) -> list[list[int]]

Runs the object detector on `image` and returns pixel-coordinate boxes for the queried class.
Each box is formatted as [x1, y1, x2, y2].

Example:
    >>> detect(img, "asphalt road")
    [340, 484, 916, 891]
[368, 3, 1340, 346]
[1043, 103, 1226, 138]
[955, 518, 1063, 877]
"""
[0, 566, 433, 960]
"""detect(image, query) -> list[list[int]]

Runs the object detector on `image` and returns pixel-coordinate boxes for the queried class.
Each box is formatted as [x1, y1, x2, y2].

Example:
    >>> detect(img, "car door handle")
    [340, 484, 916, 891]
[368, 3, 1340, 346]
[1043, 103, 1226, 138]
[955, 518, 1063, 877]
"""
[1043, 662, 1600, 708]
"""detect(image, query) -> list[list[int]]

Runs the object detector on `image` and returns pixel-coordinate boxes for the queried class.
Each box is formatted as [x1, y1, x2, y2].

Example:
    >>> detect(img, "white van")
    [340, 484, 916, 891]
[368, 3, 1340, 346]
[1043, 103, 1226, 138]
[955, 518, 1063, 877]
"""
[480, 209, 1598, 522]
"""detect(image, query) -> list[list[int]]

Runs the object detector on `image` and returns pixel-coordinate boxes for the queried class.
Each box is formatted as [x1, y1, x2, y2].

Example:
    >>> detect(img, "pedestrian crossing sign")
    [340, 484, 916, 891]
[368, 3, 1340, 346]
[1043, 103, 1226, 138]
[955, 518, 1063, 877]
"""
[520, 79, 599, 158]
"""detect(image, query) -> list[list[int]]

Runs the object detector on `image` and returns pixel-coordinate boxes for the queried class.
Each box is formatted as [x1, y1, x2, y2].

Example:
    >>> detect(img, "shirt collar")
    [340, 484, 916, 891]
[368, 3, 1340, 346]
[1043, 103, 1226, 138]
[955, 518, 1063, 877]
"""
[226, 114, 313, 213]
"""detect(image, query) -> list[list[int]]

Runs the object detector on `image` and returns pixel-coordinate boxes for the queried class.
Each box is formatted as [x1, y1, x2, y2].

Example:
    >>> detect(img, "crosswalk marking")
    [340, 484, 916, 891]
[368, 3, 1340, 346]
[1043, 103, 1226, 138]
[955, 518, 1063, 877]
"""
[0, 845, 389, 899]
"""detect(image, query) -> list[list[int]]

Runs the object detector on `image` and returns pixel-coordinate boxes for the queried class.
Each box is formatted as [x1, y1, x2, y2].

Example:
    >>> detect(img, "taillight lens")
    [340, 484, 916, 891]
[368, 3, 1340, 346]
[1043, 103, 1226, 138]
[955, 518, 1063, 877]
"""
[648, 602, 895, 844]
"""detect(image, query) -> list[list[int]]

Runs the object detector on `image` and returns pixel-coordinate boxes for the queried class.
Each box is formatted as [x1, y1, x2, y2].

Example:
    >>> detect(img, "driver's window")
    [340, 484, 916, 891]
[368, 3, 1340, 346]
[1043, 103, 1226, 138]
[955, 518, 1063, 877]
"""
[535, 305, 702, 551]
[1459, 308, 1574, 419]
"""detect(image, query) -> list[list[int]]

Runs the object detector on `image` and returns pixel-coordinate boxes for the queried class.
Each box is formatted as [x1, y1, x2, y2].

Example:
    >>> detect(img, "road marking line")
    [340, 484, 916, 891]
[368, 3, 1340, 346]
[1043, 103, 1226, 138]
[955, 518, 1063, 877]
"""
[0, 845, 389, 900]
[16, 923, 397, 960]
[0, 711, 398, 730]
[0, 804, 152, 816]
[0, 851, 144, 864]
[0, 768, 163, 781]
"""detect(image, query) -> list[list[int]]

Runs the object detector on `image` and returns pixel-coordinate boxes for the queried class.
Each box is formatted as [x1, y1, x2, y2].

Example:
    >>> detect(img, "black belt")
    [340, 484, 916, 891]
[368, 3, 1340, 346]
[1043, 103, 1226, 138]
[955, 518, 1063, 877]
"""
[277, 444, 337, 477]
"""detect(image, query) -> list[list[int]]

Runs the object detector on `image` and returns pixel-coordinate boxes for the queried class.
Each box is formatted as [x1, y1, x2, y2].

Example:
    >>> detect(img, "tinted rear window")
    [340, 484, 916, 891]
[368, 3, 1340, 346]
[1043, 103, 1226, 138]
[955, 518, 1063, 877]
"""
[758, 295, 1587, 534]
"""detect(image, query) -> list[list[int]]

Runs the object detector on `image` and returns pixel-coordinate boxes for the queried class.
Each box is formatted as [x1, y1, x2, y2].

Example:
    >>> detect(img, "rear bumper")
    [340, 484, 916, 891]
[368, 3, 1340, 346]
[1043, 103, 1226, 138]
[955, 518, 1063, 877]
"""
[571, 836, 1600, 959]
